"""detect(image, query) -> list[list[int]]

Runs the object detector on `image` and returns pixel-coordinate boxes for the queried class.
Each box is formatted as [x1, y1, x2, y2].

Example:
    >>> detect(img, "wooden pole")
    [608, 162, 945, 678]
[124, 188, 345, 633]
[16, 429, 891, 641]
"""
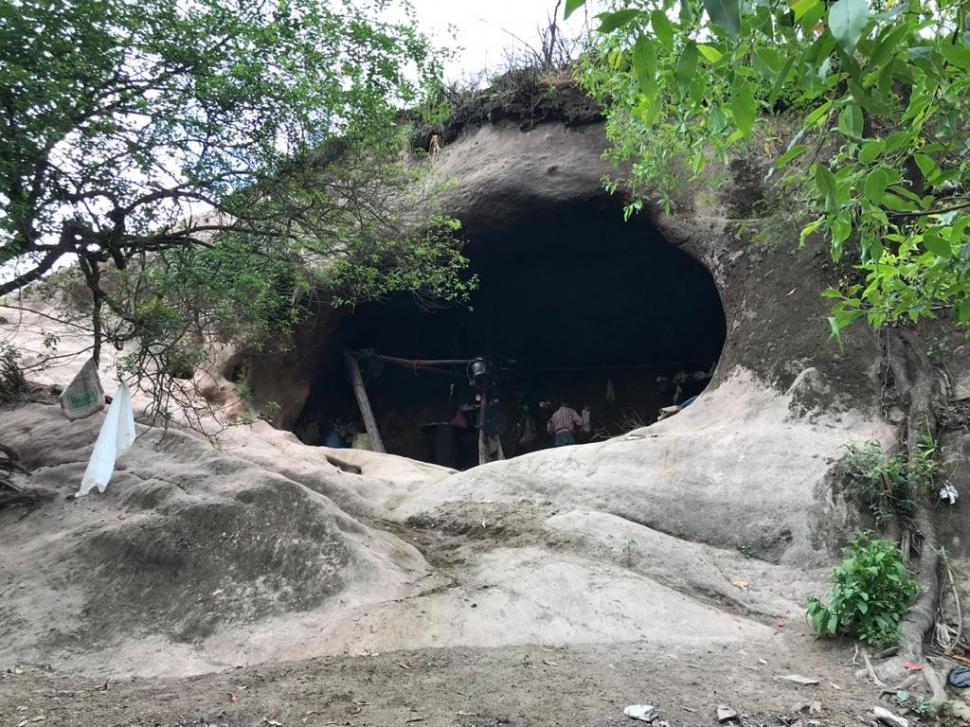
[341, 347, 385, 454]
[477, 388, 489, 466]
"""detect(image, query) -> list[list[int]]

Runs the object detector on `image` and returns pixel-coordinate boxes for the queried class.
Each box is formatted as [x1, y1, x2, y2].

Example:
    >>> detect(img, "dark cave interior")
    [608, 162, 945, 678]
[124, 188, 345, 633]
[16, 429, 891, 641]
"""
[294, 194, 726, 469]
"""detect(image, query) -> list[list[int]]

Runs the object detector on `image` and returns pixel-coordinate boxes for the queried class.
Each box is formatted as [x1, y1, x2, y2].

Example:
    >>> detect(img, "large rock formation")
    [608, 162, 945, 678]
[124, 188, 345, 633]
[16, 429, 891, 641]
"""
[4, 100, 968, 683]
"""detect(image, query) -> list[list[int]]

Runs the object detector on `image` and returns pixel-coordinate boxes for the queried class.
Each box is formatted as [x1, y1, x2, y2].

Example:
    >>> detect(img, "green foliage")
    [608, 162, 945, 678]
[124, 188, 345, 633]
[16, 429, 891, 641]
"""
[0, 0, 475, 423]
[807, 532, 918, 646]
[570, 0, 970, 335]
[839, 438, 938, 526]
[264, 400, 283, 419]
[925, 334, 950, 363]
[1, 0, 444, 280]
[0, 344, 26, 404]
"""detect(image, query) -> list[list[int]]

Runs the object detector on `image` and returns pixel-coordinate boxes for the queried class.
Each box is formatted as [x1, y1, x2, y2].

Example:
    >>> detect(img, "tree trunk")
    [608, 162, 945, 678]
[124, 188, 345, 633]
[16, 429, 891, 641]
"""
[874, 327, 945, 699]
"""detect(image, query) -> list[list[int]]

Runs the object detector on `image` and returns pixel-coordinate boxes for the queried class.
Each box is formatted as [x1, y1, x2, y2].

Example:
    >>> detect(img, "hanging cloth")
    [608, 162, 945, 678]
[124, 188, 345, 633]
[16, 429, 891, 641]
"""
[605, 377, 616, 405]
[77, 382, 136, 496]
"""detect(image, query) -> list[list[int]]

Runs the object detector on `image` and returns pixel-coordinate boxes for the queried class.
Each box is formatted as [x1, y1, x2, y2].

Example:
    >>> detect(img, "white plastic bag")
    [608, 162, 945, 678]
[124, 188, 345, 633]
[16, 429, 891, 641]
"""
[59, 357, 105, 420]
[77, 382, 136, 496]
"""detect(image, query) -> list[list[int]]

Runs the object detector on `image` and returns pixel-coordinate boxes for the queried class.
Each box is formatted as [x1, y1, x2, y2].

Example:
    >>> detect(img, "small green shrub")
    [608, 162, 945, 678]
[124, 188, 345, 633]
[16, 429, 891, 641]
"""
[839, 440, 938, 526]
[0, 344, 26, 403]
[807, 532, 918, 647]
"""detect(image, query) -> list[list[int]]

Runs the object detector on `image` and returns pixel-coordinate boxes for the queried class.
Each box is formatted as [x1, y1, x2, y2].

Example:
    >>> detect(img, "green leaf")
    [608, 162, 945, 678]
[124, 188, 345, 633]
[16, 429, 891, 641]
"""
[884, 130, 912, 154]
[768, 54, 797, 103]
[800, 219, 824, 246]
[731, 77, 756, 137]
[564, 0, 587, 19]
[675, 42, 699, 92]
[864, 173, 894, 203]
[828, 310, 859, 338]
[633, 36, 658, 97]
[827, 611, 840, 634]
[914, 153, 938, 182]
[847, 79, 890, 117]
[702, 0, 741, 36]
[798, 0, 825, 33]
[814, 164, 839, 212]
[869, 26, 904, 69]
[891, 186, 923, 205]
[754, 46, 785, 75]
[597, 9, 642, 32]
[828, 0, 869, 54]
[940, 42, 970, 70]
[679, 0, 694, 25]
[831, 213, 852, 247]
[773, 144, 809, 169]
[804, 100, 833, 126]
[958, 298, 970, 324]
[858, 140, 884, 164]
[923, 231, 951, 257]
[881, 192, 912, 212]
[838, 102, 864, 140]
[697, 44, 723, 63]
[877, 59, 896, 96]
[791, 0, 821, 20]
[651, 10, 675, 51]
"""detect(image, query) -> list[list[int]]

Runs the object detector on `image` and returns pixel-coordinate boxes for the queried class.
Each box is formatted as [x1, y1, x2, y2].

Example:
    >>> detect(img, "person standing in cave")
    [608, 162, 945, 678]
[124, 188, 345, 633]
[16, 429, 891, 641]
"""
[547, 399, 586, 447]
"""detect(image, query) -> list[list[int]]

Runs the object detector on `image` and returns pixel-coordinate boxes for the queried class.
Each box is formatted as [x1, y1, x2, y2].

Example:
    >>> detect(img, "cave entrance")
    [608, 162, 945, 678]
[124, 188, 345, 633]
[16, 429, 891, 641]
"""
[294, 194, 726, 469]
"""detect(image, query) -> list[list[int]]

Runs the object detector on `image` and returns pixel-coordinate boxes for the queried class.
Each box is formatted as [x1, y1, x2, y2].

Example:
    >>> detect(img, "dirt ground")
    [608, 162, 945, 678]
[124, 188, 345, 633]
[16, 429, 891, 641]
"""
[1, 636, 894, 727]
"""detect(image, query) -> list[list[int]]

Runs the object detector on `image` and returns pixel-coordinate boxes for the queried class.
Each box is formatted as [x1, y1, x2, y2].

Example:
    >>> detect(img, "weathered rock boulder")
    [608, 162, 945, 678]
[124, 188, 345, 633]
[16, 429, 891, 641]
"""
[0, 404, 430, 676]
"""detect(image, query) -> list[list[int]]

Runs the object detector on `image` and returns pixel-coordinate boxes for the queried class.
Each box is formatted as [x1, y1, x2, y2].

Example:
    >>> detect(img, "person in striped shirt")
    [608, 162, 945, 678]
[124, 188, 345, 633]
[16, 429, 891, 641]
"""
[546, 399, 584, 447]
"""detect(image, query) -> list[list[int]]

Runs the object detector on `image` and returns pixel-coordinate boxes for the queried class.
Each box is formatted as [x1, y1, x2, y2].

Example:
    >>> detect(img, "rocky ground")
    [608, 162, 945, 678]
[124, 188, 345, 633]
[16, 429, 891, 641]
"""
[0, 360, 944, 726]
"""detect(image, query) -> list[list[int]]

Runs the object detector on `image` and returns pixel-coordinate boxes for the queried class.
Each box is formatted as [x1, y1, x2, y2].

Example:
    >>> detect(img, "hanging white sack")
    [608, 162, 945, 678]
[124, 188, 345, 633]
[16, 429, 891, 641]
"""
[77, 382, 136, 497]
[59, 357, 105, 420]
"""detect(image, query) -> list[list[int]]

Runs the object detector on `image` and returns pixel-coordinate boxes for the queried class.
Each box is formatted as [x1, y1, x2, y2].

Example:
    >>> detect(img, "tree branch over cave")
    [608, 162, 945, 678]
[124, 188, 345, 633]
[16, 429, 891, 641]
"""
[1, 0, 473, 427]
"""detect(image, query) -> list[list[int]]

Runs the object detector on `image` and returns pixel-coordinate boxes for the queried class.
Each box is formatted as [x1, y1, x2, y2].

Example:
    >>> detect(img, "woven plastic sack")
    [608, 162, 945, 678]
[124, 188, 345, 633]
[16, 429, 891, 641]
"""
[77, 382, 136, 496]
[59, 358, 105, 420]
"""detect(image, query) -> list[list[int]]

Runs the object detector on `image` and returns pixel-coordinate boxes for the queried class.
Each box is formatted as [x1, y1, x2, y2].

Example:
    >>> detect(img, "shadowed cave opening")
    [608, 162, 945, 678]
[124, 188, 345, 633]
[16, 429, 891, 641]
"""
[294, 194, 726, 469]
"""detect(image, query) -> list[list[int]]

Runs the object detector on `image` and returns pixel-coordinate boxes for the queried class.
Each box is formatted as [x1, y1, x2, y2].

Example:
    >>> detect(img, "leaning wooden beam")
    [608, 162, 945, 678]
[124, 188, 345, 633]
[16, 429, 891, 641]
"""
[340, 346, 386, 454]
[349, 351, 472, 367]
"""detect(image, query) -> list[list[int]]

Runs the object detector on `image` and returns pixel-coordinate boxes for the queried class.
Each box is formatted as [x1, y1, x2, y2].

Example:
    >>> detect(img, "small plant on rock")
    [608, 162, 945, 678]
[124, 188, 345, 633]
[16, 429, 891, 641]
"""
[622, 538, 638, 568]
[807, 532, 918, 647]
[839, 440, 938, 527]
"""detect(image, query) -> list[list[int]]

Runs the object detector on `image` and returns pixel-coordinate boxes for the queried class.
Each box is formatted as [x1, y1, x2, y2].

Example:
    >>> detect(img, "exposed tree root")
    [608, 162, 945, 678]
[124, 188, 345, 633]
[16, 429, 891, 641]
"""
[941, 549, 964, 650]
[923, 659, 949, 712]
[864, 651, 887, 687]
[874, 328, 945, 697]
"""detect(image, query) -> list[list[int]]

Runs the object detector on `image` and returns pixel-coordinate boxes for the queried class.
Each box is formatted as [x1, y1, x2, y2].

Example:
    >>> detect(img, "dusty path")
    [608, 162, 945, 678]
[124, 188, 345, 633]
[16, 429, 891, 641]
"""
[1, 637, 882, 727]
